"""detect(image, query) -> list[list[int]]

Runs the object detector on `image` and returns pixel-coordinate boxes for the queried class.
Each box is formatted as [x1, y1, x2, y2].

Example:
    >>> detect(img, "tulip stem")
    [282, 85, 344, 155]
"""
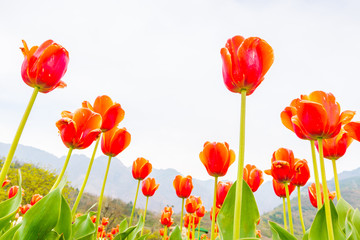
[198, 218, 201, 239]
[51, 147, 73, 191]
[331, 159, 341, 200]
[0, 87, 39, 186]
[284, 183, 293, 235]
[71, 137, 100, 219]
[180, 198, 185, 233]
[192, 213, 196, 240]
[233, 89, 246, 240]
[141, 196, 149, 236]
[310, 140, 322, 209]
[211, 176, 218, 240]
[95, 156, 112, 238]
[187, 225, 190, 240]
[163, 226, 168, 240]
[297, 186, 306, 234]
[129, 179, 141, 226]
[282, 197, 287, 231]
[318, 139, 334, 240]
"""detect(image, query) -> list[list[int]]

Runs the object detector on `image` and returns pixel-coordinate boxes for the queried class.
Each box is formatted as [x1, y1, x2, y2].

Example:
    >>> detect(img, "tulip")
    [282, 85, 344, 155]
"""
[2, 176, 10, 188]
[243, 164, 264, 192]
[291, 159, 310, 187]
[185, 195, 202, 214]
[159, 228, 165, 236]
[20, 204, 32, 214]
[308, 183, 336, 208]
[256, 230, 262, 238]
[8, 186, 19, 199]
[173, 175, 193, 232]
[141, 178, 160, 236]
[30, 194, 43, 206]
[196, 205, 206, 238]
[160, 207, 174, 239]
[216, 181, 232, 208]
[265, 148, 296, 183]
[90, 215, 96, 223]
[111, 227, 119, 235]
[107, 233, 114, 240]
[101, 217, 109, 226]
[183, 213, 191, 228]
[210, 206, 220, 222]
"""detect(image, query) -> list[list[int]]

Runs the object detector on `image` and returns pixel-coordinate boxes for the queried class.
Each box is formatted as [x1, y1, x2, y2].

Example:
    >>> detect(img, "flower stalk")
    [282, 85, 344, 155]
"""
[180, 198, 185, 232]
[211, 176, 218, 240]
[282, 197, 287, 230]
[130, 179, 141, 226]
[297, 186, 306, 234]
[331, 159, 341, 200]
[284, 183, 293, 235]
[310, 140, 322, 209]
[141, 196, 149, 236]
[51, 147, 73, 191]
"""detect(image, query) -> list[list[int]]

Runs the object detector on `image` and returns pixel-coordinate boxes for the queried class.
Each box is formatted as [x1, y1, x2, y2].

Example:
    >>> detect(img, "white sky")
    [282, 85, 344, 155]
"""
[1, 0, 360, 182]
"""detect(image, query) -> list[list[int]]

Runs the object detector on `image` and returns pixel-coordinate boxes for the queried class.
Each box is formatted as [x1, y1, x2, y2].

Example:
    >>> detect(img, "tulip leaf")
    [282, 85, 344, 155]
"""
[217, 180, 260, 239]
[53, 195, 72, 240]
[43, 230, 63, 240]
[71, 212, 96, 240]
[118, 218, 128, 232]
[135, 234, 149, 240]
[126, 214, 144, 240]
[113, 226, 136, 240]
[0, 170, 22, 231]
[309, 201, 345, 240]
[0, 223, 22, 240]
[269, 221, 297, 240]
[345, 208, 360, 240]
[336, 198, 354, 231]
[302, 229, 310, 240]
[169, 226, 181, 240]
[351, 209, 360, 231]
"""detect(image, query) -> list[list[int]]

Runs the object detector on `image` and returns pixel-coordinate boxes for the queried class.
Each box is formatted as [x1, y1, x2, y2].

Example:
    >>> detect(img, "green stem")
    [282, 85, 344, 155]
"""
[192, 214, 196, 240]
[233, 89, 246, 240]
[163, 226, 168, 240]
[198, 219, 201, 240]
[180, 198, 185, 233]
[0, 87, 39, 186]
[211, 176, 218, 240]
[297, 186, 306, 234]
[51, 147, 73, 191]
[187, 224, 190, 240]
[331, 159, 341, 200]
[284, 183, 293, 235]
[141, 196, 149, 236]
[318, 138, 334, 240]
[310, 140, 322, 209]
[71, 137, 100, 219]
[129, 179, 141, 226]
[282, 198, 287, 231]
[95, 156, 112, 238]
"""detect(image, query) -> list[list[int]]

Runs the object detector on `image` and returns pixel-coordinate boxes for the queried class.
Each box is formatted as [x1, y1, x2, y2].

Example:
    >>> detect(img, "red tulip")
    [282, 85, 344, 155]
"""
[141, 177, 160, 197]
[216, 181, 232, 208]
[345, 122, 360, 142]
[97, 225, 104, 233]
[243, 164, 264, 192]
[210, 206, 220, 221]
[20, 40, 69, 93]
[90, 215, 96, 223]
[101, 217, 109, 226]
[101, 127, 131, 157]
[291, 159, 310, 187]
[159, 228, 165, 236]
[2, 176, 10, 188]
[196, 205, 206, 218]
[82, 95, 125, 132]
[183, 213, 191, 228]
[199, 141, 235, 177]
[19, 204, 32, 214]
[265, 148, 296, 183]
[30, 194, 43, 206]
[56, 108, 102, 149]
[256, 230, 262, 238]
[220, 36, 274, 96]
[185, 195, 202, 213]
[272, 179, 295, 198]
[160, 207, 174, 227]
[308, 183, 336, 208]
[107, 233, 114, 240]
[132, 157, 152, 180]
[173, 175, 193, 199]
[111, 227, 119, 235]
[8, 186, 19, 198]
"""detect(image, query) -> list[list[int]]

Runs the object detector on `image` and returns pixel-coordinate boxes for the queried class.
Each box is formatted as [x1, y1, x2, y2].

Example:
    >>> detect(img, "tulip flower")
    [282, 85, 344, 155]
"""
[2, 176, 10, 188]
[160, 207, 174, 239]
[173, 175, 193, 232]
[185, 195, 202, 214]
[91, 215, 96, 223]
[141, 178, 160, 236]
[216, 181, 232, 208]
[265, 148, 296, 183]
[101, 217, 109, 226]
[20, 204, 32, 214]
[130, 157, 152, 226]
[30, 194, 43, 206]
[8, 186, 19, 199]
[308, 183, 336, 208]
[210, 206, 220, 222]
[111, 227, 119, 235]
[243, 164, 264, 192]
[196, 205, 206, 238]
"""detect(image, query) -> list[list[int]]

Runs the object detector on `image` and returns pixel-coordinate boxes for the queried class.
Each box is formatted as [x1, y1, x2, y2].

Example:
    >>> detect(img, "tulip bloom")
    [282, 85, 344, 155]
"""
[90, 215, 96, 223]
[2, 176, 10, 188]
[185, 195, 202, 214]
[291, 159, 310, 187]
[20, 40, 69, 93]
[132, 157, 152, 180]
[20, 204, 32, 214]
[210, 206, 220, 221]
[111, 227, 119, 235]
[345, 121, 360, 142]
[243, 164, 264, 192]
[220, 36, 274, 96]
[265, 148, 296, 183]
[8, 186, 19, 199]
[56, 108, 102, 149]
[173, 175, 193, 199]
[101, 127, 131, 157]
[216, 181, 232, 208]
[183, 214, 191, 228]
[101, 217, 109, 226]
[141, 178, 160, 197]
[315, 129, 353, 160]
[82, 95, 125, 132]
[196, 205, 206, 218]
[308, 183, 336, 208]
[199, 142, 235, 177]
[272, 179, 295, 198]
[160, 207, 174, 227]
[30, 194, 43, 206]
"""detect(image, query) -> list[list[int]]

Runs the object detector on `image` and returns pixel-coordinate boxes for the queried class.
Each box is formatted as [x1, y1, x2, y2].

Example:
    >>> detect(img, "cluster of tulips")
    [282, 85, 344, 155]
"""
[1, 33, 360, 240]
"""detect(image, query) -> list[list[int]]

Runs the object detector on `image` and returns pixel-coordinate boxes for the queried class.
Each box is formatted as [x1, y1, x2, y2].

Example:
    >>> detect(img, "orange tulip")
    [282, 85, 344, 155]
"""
[90, 215, 96, 223]
[160, 207, 174, 227]
[199, 141, 235, 177]
[291, 159, 310, 187]
[256, 230, 262, 238]
[308, 183, 336, 208]
[2, 176, 10, 188]
[20, 40, 69, 93]
[265, 148, 296, 183]
[185, 195, 202, 213]
[82, 95, 125, 132]
[210, 206, 220, 221]
[141, 177, 160, 197]
[132, 157, 152, 180]
[101, 217, 109, 226]
[8, 186, 19, 198]
[56, 108, 102, 149]
[345, 121, 360, 142]
[101, 127, 131, 157]
[216, 181, 232, 208]
[272, 179, 295, 198]
[220, 36, 274, 96]
[107, 233, 114, 240]
[243, 164, 264, 192]
[30, 194, 43, 206]
[19, 204, 32, 214]
[111, 227, 119, 235]
[173, 175, 193, 199]
[196, 205, 206, 218]
[159, 228, 165, 236]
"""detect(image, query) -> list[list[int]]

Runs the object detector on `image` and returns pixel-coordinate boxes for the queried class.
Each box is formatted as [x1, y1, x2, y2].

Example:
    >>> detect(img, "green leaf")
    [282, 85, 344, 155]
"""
[71, 212, 96, 240]
[269, 221, 297, 240]
[0, 170, 22, 231]
[309, 201, 346, 240]
[135, 234, 149, 240]
[43, 231, 62, 240]
[118, 218, 128, 233]
[302, 229, 309, 240]
[345, 208, 360, 240]
[113, 226, 136, 240]
[126, 214, 144, 240]
[169, 226, 181, 240]
[53, 196, 72, 240]
[0, 223, 22, 240]
[352, 209, 360, 231]
[217, 180, 260, 239]
[336, 198, 354, 231]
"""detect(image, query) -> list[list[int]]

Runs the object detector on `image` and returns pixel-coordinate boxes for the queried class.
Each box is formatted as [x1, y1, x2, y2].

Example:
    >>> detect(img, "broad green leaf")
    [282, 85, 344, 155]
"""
[54, 196, 72, 240]
[309, 201, 345, 240]
[71, 212, 96, 240]
[352, 209, 360, 231]
[127, 214, 144, 240]
[269, 221, 297, 240]
[302, 229, 309, 240]
[336, 198, 354, 231]
[43, 230, 62, 240]
[345, 208, 360, 240]
[0, 223, 22, 240]
[0, 170, 22, 231]
[169, 226, 181, 240]
[118, 218, 128, 232]
[217, 180, 260, 239]
[113, 226, 136, 240]
[135, 234, 149, 240]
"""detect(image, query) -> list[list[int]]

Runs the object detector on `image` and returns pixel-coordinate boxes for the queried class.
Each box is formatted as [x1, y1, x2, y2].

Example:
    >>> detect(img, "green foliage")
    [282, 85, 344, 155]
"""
[268, 221, 297, 240]
[71, 212, 96, 240]
[168, 226, 181, 240]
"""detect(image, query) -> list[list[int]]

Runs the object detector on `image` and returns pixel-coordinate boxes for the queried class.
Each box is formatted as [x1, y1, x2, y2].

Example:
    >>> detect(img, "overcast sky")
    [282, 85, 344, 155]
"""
[1, 0, 360, 183]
